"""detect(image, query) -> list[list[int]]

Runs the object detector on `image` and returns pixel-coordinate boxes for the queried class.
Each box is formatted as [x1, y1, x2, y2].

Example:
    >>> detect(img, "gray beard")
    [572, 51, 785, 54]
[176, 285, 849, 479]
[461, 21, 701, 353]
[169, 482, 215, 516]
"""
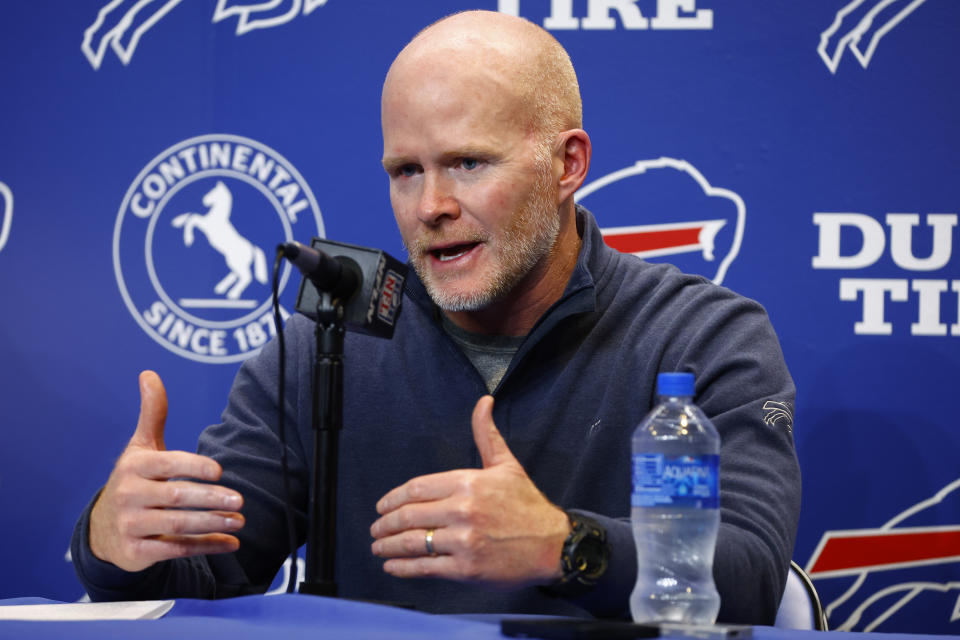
[411, 178, 559, 312]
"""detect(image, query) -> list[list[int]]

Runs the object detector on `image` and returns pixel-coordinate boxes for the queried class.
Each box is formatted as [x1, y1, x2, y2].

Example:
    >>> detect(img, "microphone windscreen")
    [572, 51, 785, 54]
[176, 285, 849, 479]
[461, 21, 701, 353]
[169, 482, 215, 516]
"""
[294, 238, 407, 339]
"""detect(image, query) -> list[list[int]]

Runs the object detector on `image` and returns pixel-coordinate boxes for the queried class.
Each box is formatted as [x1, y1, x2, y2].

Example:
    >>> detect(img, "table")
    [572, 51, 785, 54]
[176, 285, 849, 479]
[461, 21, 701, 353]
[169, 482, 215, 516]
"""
[0, 594, 953, 639]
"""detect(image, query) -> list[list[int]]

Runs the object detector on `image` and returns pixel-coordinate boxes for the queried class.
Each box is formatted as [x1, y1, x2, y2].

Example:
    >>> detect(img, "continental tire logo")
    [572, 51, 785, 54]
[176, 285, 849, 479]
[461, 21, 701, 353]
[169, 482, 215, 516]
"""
[113, 134, 324, 363]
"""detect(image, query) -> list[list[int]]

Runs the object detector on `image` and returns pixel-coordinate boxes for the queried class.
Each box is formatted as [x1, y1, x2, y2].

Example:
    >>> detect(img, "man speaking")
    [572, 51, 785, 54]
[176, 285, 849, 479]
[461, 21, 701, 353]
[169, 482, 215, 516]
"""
[72, 10, 800, 623]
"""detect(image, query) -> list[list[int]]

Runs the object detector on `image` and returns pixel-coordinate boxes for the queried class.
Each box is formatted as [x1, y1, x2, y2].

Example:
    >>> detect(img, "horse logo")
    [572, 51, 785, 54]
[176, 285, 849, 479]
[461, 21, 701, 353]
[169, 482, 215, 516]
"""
[113, 133, 324, 364]
[172, 181, 267, 301]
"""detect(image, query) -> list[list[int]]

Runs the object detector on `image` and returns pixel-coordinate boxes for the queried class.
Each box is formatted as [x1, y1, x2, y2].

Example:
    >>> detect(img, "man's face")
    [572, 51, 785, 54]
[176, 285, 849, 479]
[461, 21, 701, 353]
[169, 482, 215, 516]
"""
[381, 63, 560, 312]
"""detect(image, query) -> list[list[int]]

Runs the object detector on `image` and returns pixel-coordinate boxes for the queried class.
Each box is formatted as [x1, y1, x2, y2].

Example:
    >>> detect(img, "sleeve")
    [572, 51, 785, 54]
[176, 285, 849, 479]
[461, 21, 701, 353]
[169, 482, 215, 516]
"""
[565, 286, 800, 624]
[70, 314, 316, 601]
[671, 288, 801, 625]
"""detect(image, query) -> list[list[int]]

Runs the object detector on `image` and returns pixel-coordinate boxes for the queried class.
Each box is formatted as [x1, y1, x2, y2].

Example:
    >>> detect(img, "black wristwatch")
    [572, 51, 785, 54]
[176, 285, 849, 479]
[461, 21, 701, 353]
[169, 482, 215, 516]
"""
[542, 511, 610, 597]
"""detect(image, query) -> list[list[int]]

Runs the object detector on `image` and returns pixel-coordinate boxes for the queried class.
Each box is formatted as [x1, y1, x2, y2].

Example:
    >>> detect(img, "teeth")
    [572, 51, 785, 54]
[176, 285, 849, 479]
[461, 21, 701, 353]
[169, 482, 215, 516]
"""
[438, 248, 469, 262]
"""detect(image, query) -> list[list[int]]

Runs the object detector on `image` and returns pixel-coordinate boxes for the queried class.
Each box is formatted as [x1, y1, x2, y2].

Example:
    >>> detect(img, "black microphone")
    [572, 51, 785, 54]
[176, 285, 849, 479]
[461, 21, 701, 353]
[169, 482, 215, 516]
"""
[280, 238, 407, 339]
[279, 241, 361, 301]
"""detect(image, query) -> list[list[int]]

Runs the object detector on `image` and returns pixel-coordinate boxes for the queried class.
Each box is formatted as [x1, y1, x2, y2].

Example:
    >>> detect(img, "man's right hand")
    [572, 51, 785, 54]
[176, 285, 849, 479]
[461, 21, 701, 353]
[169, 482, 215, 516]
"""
[88, 370, 244, 572]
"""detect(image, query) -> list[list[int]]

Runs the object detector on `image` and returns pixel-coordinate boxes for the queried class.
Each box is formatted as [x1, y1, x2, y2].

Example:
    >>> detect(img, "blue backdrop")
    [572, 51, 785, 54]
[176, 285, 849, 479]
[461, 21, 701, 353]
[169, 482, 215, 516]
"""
[1, 1, 958, 634]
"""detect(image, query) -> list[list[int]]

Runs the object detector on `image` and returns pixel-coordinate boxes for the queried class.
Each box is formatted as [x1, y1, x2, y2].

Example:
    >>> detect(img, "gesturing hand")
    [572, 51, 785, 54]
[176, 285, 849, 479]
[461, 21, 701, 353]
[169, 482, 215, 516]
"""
[370, 395, 570, 589]
[88, 371, 245, 572]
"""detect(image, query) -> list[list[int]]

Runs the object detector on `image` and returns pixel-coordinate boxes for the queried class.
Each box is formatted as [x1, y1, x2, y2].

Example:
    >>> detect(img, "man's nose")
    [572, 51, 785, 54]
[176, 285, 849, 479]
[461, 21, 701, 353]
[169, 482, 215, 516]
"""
[417, 172, 460, 225]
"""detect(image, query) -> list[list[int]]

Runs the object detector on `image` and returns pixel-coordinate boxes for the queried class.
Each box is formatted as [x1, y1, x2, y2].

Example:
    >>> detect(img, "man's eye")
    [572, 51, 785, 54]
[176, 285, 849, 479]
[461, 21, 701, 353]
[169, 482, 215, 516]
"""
[460, 158, 480, 170]
[397, 165, 420, 177]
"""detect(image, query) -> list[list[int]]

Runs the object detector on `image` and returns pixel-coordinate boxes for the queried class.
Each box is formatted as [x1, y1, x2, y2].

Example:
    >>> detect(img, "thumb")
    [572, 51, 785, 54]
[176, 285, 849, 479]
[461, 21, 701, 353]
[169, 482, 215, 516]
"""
[471, 395, 517, 469]
[130, 370, 168, 451]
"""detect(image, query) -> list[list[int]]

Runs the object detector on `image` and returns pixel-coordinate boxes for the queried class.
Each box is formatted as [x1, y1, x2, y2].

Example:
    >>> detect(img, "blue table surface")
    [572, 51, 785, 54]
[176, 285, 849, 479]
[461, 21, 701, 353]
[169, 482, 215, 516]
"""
[1, 594, 955, 639]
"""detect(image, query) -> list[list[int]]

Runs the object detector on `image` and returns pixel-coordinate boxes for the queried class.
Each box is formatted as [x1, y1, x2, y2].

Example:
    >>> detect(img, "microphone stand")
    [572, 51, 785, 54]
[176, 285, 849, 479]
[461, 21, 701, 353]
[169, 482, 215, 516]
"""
[299, 290, 344, 597]
[284, 237, 407, 599]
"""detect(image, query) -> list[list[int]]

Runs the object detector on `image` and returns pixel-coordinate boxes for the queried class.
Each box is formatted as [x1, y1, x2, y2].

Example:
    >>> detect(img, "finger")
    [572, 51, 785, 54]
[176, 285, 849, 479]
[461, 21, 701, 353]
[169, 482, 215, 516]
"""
[471, 395, 516, 469]
[370, 500, 445, 539]
[134, 533, 241, 565]
[123, 509, 245, 538]
[130, 371, 168, 451]
[381, 555, 462, 580]
[376, 470, 466, 515]
[109, 475, 243, 516]
[121, 449, 224, 483]
[371, 527, 442, 559]
[153, 478, 243, 511]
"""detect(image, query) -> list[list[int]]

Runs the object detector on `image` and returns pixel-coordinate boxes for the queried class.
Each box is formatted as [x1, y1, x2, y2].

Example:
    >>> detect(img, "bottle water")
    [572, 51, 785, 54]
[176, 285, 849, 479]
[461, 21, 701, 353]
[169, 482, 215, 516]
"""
[630, 372, 720, 624]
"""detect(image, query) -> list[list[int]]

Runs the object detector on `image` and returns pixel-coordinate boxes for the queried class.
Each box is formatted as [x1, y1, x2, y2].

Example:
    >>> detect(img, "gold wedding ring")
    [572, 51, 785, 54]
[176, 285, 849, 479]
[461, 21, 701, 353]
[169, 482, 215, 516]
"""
[424, 528, 438, 557]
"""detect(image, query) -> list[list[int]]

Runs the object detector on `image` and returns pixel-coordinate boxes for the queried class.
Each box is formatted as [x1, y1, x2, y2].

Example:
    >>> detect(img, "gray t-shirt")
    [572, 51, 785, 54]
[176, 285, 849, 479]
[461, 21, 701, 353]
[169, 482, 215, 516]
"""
[441, 315, 523, 393]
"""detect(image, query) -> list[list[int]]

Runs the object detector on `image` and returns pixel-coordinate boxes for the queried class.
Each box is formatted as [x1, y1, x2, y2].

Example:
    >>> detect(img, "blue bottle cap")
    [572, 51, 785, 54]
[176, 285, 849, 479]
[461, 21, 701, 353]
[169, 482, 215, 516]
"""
[657, 372, 695, 397]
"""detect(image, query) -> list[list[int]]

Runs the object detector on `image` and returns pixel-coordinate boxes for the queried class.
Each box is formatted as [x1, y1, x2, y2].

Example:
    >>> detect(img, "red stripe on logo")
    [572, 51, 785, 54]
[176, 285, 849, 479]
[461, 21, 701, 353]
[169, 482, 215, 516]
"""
[602, 227, 703, 254]
[809, 529, 960, 575]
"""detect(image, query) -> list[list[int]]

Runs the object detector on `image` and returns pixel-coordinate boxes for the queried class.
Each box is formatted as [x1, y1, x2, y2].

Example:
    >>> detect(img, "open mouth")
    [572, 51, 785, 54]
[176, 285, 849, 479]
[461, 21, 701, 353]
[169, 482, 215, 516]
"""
[431, 242, 479, 262]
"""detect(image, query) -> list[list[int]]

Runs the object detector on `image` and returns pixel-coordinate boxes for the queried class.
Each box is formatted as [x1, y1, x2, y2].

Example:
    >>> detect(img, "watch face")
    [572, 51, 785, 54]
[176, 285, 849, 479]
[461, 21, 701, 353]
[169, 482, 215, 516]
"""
[575, 535, 609, 581]
[543, 516, 611, 597]
[565, 516, 609, 585]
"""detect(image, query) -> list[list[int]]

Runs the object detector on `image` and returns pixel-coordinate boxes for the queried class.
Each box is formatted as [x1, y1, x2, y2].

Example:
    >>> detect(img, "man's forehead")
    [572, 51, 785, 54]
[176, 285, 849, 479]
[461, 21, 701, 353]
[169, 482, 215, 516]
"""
[382, 72, 530, 149]
[389, 56, 513, 101]
[388, 39, 521, 94]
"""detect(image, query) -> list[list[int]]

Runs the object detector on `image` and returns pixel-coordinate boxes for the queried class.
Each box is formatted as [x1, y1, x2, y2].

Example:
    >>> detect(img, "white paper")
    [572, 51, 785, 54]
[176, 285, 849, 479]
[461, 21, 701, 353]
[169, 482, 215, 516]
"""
[0, 599, 175, 621]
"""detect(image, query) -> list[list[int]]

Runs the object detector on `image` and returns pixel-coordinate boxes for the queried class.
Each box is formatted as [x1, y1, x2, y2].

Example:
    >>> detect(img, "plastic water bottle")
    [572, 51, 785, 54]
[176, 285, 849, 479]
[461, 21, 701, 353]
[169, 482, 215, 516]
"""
[630, 372, 721, 624]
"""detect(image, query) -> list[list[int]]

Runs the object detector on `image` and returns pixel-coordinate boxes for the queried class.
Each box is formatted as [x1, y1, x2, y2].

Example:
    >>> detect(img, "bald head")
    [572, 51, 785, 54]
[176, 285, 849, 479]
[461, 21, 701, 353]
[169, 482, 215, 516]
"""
[384, 11, 581, 140]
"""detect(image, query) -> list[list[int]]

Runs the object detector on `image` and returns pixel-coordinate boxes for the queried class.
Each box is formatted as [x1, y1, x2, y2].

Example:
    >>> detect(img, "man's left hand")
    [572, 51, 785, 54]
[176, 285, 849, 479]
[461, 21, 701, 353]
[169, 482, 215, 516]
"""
[370, 395, 570, 589]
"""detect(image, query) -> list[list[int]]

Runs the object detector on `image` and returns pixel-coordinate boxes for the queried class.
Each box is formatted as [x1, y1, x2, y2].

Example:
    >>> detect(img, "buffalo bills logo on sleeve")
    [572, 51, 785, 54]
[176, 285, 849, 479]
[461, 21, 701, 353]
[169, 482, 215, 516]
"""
[762, 401, 795, 434]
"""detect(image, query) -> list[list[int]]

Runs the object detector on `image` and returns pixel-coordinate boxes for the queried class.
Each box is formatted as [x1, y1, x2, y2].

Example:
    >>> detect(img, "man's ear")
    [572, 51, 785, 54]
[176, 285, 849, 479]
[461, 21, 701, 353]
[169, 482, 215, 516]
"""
[555, 129, 591, 204]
